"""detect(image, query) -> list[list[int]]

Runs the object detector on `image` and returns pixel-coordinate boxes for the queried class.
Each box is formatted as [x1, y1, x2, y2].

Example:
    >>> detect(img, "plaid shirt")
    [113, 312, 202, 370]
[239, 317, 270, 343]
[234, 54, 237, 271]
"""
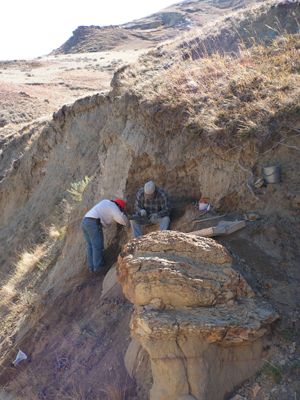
[135, 187, 170, 218]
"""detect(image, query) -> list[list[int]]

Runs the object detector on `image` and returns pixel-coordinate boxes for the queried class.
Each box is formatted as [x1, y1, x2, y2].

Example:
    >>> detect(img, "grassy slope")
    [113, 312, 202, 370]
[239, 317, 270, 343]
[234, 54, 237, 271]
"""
[118, 34, 300, 148]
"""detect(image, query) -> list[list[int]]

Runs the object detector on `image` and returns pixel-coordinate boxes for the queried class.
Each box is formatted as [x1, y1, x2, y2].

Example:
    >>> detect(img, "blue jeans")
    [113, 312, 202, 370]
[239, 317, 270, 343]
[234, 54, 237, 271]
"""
[81, 217, 104, 271]
[131, 216, 170, 238]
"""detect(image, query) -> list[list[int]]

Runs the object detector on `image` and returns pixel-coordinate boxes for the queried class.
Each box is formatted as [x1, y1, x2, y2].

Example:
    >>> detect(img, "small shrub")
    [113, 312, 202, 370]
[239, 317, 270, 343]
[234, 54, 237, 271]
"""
[67, 176, 91, 203]
[261, 360, 283, 383]
[279, 327, 298, 341]
[48, 224, 67, 241]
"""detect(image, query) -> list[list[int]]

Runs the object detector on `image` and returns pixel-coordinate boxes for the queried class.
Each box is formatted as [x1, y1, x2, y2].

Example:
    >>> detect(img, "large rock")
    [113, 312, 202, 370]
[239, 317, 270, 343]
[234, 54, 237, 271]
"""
[118, 231, 254, 309]
[117, 231, 279, 400]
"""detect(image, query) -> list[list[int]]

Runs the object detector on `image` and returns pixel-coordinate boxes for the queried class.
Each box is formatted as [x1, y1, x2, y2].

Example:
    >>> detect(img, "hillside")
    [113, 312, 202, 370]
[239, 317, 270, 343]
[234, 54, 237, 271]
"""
[52, 0, 263, 54]
[0, 1, 300, 399]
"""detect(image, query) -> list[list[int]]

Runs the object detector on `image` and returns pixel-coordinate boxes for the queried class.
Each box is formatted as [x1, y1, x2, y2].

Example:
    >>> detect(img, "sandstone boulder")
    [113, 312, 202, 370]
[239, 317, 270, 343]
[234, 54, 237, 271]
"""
[117, 231, 279, 400]
[118, 231, 254, 309]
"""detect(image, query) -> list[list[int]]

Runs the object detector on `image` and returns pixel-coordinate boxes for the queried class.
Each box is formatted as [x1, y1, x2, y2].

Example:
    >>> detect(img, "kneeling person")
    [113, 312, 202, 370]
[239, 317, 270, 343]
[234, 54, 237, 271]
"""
[82, 198, 128, 272]
[131, 181, 170, 238]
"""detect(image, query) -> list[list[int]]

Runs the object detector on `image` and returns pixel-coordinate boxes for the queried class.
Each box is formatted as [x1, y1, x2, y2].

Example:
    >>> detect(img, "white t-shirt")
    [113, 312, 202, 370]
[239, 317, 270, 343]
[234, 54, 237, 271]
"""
[84, 199, 128, 228]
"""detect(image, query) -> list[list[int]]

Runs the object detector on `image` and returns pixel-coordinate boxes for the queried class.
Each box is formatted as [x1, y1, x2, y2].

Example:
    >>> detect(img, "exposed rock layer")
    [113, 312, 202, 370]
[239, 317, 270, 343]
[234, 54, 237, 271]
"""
[118, 231, 279, 400]
[118, 231, 253, 308]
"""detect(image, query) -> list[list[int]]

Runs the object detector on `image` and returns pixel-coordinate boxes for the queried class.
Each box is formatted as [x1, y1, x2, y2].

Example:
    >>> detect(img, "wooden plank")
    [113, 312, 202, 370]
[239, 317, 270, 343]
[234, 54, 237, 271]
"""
[189, 220, 246, 237]
[220, 220, 246, 235]
[189, 225, 226, 237]
[192, 214, 227, 224]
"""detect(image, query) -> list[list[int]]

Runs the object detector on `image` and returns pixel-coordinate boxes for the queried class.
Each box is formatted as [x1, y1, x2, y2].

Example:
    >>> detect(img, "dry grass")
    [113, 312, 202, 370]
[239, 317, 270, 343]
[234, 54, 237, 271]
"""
[99, 383, 128, 400]
[59, 380, 87, 400]
[0, 223, 67, 364]
[1, 244, 46, 302]
[0, 244, 47, 348]
[0, 176, 88, 358]
[129, 34, 300, 146]
[0, 179, 91, 376]
[48, 224, 67, 240]
[13, 245, 46, 276]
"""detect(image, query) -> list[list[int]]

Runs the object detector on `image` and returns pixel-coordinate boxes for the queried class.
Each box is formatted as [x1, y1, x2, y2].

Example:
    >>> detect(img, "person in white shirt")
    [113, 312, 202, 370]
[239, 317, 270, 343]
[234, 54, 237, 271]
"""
[81, 198, 128, 273]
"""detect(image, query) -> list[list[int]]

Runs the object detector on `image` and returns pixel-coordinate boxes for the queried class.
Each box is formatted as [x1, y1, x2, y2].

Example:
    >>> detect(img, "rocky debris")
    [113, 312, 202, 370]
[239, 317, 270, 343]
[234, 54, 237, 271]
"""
[118, 231, 279, 400]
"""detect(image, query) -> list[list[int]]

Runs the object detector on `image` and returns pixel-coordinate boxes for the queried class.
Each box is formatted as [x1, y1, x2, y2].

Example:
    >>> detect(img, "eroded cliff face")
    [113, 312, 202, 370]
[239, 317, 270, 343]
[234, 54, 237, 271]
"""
[0, 89, 253, 286]
[0, 67, 299, 397]
[118, 231, 278, 400]
[1, 2, 299, 295]
[0, 2, 299, 399]
[1, 77, 298, 279]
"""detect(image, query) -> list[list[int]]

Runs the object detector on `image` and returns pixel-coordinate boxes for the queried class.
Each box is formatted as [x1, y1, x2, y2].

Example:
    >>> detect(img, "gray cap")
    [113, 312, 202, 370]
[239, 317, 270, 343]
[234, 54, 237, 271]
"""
[144, 180, 156, 195]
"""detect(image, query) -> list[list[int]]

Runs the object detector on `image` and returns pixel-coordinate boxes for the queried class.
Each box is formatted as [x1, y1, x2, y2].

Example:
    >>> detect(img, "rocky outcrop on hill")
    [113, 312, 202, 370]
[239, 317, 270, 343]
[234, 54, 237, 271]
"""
[53, 0, 261, 54]
[118, 231, 279, 400]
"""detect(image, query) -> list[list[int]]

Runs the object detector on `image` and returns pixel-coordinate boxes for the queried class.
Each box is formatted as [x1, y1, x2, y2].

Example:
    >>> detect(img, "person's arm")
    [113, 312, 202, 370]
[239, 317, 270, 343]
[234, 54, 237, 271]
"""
[156, 190, 170, 218]
[134, 189, 145, 215]
[112, 207, 129, 227]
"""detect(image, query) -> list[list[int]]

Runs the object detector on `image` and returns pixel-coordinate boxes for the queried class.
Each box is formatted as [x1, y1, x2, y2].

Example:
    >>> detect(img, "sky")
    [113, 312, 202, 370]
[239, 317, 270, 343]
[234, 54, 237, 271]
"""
[0, 0, 178, 61]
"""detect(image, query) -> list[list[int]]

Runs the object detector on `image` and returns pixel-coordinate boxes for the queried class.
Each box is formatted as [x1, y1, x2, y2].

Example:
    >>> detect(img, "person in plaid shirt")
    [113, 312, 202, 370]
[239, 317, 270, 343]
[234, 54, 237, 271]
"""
[131, 180, 170, 238]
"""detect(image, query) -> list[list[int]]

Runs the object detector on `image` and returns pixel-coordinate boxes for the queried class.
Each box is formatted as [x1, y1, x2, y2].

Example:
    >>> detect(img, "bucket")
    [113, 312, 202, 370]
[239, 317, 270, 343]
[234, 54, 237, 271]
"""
[263, 164, 281, 184]
[199, 202, 210, 211]
[198, 197, 210, 211]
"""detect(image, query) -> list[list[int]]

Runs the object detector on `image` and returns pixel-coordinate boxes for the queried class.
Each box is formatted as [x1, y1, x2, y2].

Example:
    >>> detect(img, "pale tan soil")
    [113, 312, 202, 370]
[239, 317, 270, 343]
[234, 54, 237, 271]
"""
[0, 48, 147, 135]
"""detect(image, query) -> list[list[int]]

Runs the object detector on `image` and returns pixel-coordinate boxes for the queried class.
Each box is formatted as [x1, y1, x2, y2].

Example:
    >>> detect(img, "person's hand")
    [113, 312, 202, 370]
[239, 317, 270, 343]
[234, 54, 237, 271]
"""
[150, 213, 159, 223]
[139, 209, 147, 217]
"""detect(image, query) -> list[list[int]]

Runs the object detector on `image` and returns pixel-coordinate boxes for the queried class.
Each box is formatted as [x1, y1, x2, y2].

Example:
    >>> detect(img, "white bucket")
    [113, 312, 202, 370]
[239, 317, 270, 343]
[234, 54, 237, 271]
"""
[199, 202, 210, 211]
[263, 164, 281, 184]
